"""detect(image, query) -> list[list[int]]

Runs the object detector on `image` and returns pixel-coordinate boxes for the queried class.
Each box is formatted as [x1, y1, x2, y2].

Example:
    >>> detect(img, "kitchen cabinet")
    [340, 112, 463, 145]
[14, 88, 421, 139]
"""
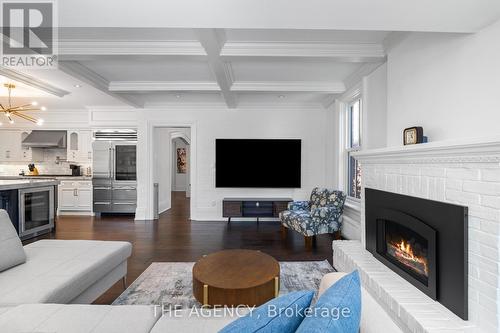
[78, 130, 93, 162]
[67, 131, 79, 162]
[67, 130, 92, 163]
[20, 131, 32, 161]
[0, 130, 47, 162]
[0, 131, 22, 161]
[58, 180, 92, 213]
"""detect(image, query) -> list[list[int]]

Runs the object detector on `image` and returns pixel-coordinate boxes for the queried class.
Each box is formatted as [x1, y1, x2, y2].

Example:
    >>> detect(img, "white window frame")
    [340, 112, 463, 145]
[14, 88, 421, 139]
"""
[338, 89, 362, 204]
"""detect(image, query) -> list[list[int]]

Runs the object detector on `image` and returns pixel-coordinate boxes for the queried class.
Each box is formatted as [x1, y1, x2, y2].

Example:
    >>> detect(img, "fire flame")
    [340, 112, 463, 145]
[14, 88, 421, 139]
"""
[390, 239, 428, 276]
[399, 240, 414, 257]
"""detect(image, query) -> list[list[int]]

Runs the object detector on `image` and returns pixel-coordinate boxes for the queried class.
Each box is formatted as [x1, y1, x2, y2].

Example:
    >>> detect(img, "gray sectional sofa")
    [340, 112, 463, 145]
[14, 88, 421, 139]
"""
[0, 209, 402, 332]
[0, 273, 403, 333]
[0, 239, 132, 306]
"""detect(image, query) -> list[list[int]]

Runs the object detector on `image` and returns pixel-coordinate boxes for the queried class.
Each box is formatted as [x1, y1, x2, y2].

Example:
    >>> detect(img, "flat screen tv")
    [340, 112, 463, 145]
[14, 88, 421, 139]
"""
[215, 139, 301, 188]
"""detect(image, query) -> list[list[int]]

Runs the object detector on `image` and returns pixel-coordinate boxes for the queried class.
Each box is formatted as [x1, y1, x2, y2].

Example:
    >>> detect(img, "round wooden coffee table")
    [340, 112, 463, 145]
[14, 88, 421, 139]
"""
[193, 249, 280, 307]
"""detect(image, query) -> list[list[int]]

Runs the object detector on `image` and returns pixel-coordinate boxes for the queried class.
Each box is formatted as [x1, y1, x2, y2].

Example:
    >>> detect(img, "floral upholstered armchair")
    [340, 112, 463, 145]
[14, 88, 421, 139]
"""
[279, 188, 346, 249]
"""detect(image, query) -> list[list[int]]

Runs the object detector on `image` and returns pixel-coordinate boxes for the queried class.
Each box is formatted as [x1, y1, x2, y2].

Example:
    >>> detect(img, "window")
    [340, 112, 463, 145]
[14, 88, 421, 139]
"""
[345, 98, 362, 199]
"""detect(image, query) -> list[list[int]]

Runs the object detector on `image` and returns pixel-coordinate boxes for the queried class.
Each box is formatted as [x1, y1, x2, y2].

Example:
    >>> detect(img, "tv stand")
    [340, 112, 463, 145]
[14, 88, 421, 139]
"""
[222, 197, 292, 223]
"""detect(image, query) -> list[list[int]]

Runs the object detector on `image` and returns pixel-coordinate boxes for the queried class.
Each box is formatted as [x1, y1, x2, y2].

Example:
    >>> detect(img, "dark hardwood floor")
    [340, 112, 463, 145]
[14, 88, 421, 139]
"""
[30, 192, 334, 304]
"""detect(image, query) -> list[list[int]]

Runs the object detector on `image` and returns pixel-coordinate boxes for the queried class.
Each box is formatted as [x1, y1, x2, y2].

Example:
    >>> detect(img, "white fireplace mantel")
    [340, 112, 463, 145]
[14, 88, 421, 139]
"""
[352, 136, 500, 164]
[341, 135, 500, 333]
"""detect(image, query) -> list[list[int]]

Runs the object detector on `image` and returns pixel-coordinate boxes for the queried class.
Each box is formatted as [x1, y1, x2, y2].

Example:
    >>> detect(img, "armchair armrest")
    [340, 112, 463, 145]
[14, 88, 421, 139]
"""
[288, 201, 310, 211]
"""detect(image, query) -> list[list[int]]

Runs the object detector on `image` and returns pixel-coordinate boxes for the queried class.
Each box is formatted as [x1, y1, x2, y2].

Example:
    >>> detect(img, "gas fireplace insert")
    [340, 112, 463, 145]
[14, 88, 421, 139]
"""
[375, 209, 437, 299]
[365, 188, 468, 320]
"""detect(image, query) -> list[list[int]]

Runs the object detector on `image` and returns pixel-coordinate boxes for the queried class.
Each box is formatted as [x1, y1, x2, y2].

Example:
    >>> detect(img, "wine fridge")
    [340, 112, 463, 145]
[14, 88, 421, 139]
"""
[18, 186, 55, 240]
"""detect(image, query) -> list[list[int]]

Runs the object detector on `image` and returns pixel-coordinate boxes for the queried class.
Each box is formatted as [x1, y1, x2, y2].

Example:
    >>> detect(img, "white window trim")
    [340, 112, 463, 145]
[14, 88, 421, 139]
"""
[338, 87, 362, 204]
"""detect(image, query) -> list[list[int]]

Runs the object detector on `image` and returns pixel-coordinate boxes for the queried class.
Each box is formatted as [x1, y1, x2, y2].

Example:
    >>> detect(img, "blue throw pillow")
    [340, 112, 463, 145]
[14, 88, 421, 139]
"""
[219, 290, 315, 333]
[296, 270, 361, 333]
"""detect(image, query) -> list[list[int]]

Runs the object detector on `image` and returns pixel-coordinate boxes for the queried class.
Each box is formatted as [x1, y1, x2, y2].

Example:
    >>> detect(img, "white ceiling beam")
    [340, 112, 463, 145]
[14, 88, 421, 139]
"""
[221, 42, 386, 62]
[231, 81, 345, 94]
[108, 81, 220, 92]
[321, 95, 338, 109]
[196, 29, 237, 109]
[0, 67, 70, 97]
[343, 62, 385, 91]
[382, 32, 411, 53]
[58, 61, 144, 108]
[58, 39, 206, 60]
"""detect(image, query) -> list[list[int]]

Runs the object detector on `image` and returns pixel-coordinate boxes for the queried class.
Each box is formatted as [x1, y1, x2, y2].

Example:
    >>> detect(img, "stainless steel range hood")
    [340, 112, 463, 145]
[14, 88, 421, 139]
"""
[22, 130, 67, 148]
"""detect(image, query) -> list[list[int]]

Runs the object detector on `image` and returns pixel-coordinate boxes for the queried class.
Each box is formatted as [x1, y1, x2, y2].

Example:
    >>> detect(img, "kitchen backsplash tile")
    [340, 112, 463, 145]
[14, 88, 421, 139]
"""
[0, 149, 91, 176]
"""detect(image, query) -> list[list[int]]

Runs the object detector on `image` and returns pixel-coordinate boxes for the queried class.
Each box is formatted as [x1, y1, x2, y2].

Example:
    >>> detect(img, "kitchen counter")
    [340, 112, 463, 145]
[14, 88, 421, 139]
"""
[0, 179, 59, 191]
[24, 176, 92, 180]
[0, 176, 92, 181]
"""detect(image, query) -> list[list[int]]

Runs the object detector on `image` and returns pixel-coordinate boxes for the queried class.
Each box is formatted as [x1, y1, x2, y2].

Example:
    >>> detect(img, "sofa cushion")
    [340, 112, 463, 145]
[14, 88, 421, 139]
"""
[0, 304, 160, 333]
[150, 309, 240, 333]
[296, 270, 361, 333]
[319, 272, 403, 333]
[0, 210, 26, 272]
[220, 290, 314, 333]
[0, 240, 132, 306]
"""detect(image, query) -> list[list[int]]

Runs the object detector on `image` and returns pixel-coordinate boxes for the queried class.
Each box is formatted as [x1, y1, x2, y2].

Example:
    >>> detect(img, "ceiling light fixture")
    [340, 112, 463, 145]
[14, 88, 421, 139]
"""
[74, 84, 82, 88]
[175, 94, 181, 98]
[278, 95, 285, 99]
[0, 83, 46, 125]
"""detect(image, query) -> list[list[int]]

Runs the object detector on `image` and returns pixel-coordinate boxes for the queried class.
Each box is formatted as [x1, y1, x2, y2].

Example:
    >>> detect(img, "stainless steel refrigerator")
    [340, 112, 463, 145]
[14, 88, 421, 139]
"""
[92, 139, 137, 215]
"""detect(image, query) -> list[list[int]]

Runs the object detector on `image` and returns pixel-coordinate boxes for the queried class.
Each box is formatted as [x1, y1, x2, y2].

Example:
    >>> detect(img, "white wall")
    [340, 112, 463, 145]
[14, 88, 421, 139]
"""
[137, 104, 335, 220]
[362, 63, 387, 150]
[386, 19, 500, 146]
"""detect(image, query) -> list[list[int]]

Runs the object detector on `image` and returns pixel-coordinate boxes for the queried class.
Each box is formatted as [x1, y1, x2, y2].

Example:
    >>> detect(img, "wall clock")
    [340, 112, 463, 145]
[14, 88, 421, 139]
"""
[403, 126, 424, 145]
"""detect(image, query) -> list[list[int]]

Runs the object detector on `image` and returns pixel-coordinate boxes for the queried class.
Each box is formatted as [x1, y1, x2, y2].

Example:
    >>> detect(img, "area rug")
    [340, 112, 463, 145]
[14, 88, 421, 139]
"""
[113, 260, 334, 307]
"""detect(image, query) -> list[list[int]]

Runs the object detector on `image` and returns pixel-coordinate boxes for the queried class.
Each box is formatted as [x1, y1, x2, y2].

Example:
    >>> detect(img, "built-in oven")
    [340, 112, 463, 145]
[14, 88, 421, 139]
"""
[18, 186, 55, 240]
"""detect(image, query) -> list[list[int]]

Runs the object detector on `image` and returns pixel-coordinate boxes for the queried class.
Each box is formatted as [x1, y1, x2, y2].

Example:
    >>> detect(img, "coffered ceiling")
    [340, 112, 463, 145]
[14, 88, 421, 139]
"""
[3, 0, 499, 110]
[24, 27, 388, 109]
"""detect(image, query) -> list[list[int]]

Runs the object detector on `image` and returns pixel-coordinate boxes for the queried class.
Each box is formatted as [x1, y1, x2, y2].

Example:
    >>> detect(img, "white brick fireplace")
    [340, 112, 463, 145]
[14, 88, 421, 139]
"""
[333, 137, 500, 333]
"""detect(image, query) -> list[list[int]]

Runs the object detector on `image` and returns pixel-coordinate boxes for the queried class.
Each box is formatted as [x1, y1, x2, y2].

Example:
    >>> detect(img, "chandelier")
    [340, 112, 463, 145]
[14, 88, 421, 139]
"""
[0, 83, 45, 126]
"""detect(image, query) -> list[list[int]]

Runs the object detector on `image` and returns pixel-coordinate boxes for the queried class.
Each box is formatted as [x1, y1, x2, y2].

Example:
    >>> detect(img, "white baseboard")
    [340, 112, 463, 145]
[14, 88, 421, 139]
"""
[57, 210, 94, 216]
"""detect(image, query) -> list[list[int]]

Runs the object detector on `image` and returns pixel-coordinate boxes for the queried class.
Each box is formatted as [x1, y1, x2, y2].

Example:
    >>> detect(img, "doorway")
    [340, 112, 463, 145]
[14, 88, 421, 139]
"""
[152, 127, 191, 218]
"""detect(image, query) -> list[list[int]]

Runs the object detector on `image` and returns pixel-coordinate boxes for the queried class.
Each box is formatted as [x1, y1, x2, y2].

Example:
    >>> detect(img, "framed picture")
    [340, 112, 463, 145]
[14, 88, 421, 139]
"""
[177, 148, 187, 173]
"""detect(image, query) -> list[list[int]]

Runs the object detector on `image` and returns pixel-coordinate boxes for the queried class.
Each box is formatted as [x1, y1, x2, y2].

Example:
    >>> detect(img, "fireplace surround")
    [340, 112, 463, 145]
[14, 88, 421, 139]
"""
[365, 188, 468, 319]
[338, 137, 500, 331]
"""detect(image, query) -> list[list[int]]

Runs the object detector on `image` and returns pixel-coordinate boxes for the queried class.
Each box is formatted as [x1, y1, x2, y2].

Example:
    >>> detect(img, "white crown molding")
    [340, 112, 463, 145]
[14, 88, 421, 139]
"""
[321, 95, 338, 109]
[139, 101, 325, 111]
[230, 81, 345, 93]
[0, 68, 70, 98]
[108, 81, 220, 92]
[339, 82, 362, 103]
[58, 39, 207, 56]
[382, 32, 411, 53]
[352, 136, 500, 164]
[221, 42, 386, 62]
[236, 102, 325, 111]
[59, 61, 144, 108]
[86, 105, 136, 111]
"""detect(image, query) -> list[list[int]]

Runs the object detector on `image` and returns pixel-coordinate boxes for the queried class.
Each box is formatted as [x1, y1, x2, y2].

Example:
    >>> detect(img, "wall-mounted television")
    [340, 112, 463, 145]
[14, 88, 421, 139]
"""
[215, 139, 301, 188]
